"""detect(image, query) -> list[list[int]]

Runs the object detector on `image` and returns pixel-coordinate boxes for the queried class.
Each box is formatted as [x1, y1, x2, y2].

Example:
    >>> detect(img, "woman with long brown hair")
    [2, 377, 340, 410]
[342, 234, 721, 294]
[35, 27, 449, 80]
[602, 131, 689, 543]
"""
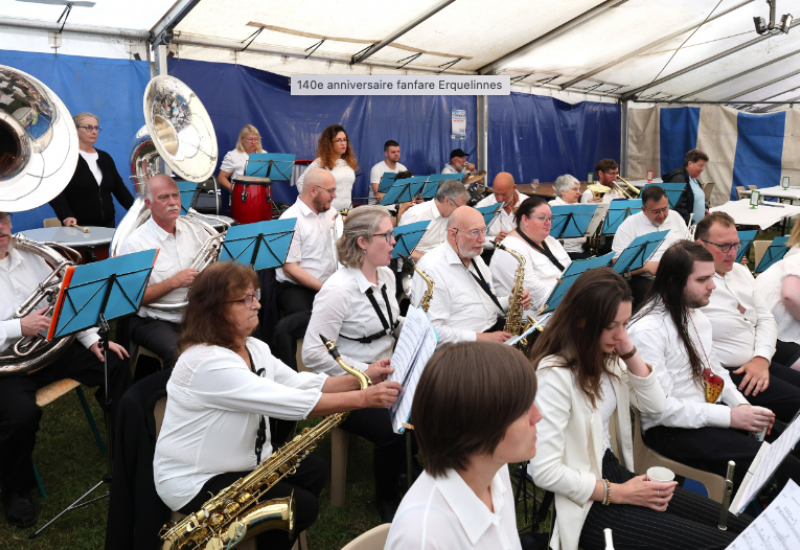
[296, 124, 358, 212]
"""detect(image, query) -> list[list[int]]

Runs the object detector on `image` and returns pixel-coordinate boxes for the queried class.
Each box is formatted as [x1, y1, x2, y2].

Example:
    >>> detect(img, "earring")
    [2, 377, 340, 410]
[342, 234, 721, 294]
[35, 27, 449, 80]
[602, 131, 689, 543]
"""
[362, 249, 367, 255]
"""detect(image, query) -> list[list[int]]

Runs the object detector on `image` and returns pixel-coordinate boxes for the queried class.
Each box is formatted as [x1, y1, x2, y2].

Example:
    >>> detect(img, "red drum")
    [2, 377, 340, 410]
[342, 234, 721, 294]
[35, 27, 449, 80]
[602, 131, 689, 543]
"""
[231, 176, 273, 224]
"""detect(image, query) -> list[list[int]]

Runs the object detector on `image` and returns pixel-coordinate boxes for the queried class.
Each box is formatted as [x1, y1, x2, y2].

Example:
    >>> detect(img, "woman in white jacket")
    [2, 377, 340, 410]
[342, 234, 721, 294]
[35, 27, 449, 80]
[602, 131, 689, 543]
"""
[528, 267, 750, 550]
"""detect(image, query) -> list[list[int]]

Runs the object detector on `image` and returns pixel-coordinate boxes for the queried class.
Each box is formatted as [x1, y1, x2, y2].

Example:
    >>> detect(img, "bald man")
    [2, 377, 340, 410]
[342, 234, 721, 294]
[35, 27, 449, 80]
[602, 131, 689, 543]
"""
[275, 168, 340, 315]
[475, 172, 527, 248]
[409, 206, 530, 347]
[120, 175, 207, 367]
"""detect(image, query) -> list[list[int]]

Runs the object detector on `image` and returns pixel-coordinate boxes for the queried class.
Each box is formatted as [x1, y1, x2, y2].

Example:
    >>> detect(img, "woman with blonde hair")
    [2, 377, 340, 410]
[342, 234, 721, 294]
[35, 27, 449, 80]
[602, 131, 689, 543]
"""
[296, 124, 358, 212]
[302, 205, 408, 522]
[218, 124, 266, 191]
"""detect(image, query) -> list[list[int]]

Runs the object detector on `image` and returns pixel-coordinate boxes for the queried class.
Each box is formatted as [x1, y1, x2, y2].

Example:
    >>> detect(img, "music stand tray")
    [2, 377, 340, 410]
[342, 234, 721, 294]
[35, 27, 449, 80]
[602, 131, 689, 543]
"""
[602, 200, 642, 236]
[219, 218, 297, 271]
[538, 252, 615, 315]
[754, 236, 790, 274]
[392, 221, 430, 259]
[550, 204, 600, 239]
[736, 230, 758, 264]
[476, 203, 503, 229]
[613, 230, 670, 275]
[379, 178, 428, 206]
[378, 173, 399, 194]
[245, 153, 296, 182]
[642, 182, 686, 209]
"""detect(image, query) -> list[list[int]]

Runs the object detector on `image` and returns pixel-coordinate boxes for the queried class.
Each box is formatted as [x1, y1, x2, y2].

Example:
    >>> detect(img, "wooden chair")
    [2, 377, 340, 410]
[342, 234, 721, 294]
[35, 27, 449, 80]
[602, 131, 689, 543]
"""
[43, 218, 62, 228]
[340, 523, 391, 550]
[747, 185, 758, 191]
[734, 186, 747, 201]
[702, 182, 714, 205]
[753, 240, 771, 268]
[130, 345, 164, 378]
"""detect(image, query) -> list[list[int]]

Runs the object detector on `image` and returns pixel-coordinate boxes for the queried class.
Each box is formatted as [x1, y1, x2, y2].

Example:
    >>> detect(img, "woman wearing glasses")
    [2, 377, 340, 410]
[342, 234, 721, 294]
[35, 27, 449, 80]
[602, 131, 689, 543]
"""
[154, 262, 400, 550]
[217, 124, 266, 192]
[550, 174, 590, 260]
[302, 205, 409, 522]
[490, 196, 572, 314]
[49, 112, 134, 228]
[297, 124, 358, 213]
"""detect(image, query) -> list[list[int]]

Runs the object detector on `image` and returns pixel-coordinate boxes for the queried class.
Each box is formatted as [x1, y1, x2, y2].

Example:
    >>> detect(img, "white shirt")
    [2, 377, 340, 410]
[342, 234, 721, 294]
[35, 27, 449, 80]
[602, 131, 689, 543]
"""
[410, 242, 508, 346]
[0, 247, 99, 353]
[369, 160, 407, 204]
[476, 191, 528, 249]
[489, 235, 571, 314]
[118, 217, 206, 324]
[701, 263, 777, 367]
[79, 150, 103, 185]
[302, 266, 401, 375]
[548, 196, 587, 253]
[219, 149, 251, 178]
[386, 466, 521, 550]
[580, 187, 623, 204]
[755, 254, 800, 344]
[398, 200, 448, 255]
[441, 163, 466, 175]
[611, 210, 687, 266]
[296, 158, 356, 213]
[275, 199, 338, 286]
[153, 338, 325, 511]
[629, 303, 749, 432]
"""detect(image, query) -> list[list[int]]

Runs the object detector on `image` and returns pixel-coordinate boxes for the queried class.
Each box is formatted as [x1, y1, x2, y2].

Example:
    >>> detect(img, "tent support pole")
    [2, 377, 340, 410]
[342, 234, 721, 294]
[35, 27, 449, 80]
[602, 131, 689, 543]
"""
[620, 100, 629, 177]
[477, 95, 489, 181]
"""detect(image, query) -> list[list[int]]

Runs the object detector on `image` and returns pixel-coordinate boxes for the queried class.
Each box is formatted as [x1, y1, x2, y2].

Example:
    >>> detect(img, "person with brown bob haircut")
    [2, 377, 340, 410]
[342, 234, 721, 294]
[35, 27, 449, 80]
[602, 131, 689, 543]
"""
[385, 342, 541, 550]
[296, 124, 359, 212]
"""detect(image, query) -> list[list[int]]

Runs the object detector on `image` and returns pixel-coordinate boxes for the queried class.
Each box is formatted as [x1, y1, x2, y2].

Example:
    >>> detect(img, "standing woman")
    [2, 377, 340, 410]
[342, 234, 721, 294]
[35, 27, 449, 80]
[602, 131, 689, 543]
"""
[302, 205, 407, 522]
[49, 112, 134, 228]
[528, 267, 750, 550]
[297, 124, 357, 213]
[490, 196, 572, 315]
[217, 124, 266, 192]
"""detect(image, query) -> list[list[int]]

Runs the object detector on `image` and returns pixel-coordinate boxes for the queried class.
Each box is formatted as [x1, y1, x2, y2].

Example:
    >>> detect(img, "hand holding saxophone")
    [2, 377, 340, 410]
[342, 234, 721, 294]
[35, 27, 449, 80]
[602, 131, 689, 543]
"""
[519, 289, 531, 310]
[477, 331, 512, 343]
[20, 307, 51, 336]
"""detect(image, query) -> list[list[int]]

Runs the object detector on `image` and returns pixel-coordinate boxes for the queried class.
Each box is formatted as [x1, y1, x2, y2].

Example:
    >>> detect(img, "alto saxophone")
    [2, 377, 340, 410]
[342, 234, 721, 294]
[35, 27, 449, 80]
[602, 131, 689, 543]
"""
[400, 254, 435, 313]
[493, 241, 541, 355]
[159, 336, 371, 550]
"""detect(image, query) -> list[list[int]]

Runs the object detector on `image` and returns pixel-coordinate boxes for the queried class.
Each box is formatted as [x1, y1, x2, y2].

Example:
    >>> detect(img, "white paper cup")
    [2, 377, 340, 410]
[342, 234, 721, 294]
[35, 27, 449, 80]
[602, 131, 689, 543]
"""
[646, 466, 675, 483]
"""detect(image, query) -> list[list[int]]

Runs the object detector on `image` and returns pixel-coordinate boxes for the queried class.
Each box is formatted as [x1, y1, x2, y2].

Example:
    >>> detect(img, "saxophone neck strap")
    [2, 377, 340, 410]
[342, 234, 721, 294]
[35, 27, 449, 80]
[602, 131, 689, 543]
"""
[518, 229, 565, 272]
[468, 261, 506, 316]
[340, 284, 399, 344]
[247, 345, 268, 464]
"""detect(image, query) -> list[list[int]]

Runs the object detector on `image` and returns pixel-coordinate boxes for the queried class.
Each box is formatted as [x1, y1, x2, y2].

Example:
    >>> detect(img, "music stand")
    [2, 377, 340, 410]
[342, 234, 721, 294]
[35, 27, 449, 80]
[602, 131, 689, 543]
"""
[176, 181, 199, 216]
[602, 199, 642, 236]
[426, 173, 463, 186]
[378, 173, 399, 194]
[642, 182, 686, 209]
[538, 253, 616, 314]
[613, 230, 670, 276]
[736, 230, 758, 264]
[476, 203, 503, 229]
[754, 236, 790, 274]
[31, 249, 158, 539]
[219, 218, 297, 271]
[550, 204, 599, 239]
[245, 153, 296, 183]
[379, 177, 428, 206]
[392, 221, 430, 260]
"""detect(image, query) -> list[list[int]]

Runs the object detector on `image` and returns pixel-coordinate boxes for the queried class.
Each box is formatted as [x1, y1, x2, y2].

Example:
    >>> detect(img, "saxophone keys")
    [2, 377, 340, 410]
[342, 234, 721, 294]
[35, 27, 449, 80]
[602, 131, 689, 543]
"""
[206, 536, 225, 550]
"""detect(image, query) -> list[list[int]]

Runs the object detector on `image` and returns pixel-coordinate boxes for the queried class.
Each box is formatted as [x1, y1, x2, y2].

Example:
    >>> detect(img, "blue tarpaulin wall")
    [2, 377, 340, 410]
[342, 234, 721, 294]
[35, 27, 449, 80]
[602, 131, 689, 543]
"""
[0, 49, 150, 232]
[731, 111, 786, 198]
[659, 107, 700, 176]
[488, 93, 621, 184]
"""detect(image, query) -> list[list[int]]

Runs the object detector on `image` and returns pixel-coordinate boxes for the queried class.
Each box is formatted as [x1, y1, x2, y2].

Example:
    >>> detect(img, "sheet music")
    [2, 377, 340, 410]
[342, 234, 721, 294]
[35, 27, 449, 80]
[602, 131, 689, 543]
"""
[726, 480, 800, 549]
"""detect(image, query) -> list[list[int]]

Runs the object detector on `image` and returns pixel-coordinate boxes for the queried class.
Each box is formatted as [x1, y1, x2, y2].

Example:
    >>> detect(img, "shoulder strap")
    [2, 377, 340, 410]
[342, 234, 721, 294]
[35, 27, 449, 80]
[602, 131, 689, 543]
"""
[468, 262, 506, 315]
[517, 230, 565, 271]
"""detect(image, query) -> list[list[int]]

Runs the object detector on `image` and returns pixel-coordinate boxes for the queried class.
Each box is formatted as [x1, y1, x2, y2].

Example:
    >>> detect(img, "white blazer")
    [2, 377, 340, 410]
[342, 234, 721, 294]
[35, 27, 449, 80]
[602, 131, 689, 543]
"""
[528, 355, 665, 550]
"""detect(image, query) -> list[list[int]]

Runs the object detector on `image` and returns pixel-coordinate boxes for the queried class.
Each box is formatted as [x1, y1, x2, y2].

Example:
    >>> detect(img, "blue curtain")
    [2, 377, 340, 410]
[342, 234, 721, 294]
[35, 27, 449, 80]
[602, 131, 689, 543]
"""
[659, 107, 700, 176]
[732, 111, 786, 199]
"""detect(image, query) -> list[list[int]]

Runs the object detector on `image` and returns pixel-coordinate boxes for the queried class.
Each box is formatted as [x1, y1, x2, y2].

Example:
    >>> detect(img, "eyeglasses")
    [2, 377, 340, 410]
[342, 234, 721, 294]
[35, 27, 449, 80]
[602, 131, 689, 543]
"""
[77, 125, 102, 132]
[645, 206, 669, 215]
[702, 240, 743, 253]
[454, 227, 488, 238]
[373, 230, 395, 243]
[0, 212, 11, 223]
[313, 185, 337, 195]
[228, 289, 261, 308]
[530, 215, 553, 223]
[333, 138, 348, 144]
[244, 137, 261, 142]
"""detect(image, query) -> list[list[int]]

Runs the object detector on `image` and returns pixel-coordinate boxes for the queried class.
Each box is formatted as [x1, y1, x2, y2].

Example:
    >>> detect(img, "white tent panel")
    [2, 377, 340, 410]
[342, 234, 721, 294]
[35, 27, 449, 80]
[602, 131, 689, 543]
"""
[732, 71, 800, 102]
[0, 0, 171, 31]
[0, 24, 148, 59]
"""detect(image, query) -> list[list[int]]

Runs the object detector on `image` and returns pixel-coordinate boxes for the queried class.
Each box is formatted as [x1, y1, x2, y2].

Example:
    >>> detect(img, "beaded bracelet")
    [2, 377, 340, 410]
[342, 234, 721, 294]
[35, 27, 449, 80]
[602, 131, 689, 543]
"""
[602, 479, 611, 505]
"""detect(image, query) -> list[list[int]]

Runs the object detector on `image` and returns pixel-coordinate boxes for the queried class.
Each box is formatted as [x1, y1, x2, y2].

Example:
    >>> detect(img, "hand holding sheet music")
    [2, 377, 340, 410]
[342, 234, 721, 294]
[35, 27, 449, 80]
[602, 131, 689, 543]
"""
[726, 480, 800, 549]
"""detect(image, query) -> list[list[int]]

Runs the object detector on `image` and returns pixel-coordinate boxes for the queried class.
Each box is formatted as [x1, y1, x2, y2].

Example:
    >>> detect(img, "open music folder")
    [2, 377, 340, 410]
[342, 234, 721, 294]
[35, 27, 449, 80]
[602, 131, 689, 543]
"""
[726, 479, 800, 549]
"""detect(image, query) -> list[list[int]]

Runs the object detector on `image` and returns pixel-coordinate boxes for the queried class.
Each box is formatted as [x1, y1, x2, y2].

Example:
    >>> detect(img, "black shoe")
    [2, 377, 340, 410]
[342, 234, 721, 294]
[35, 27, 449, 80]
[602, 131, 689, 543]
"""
[3, 490, 37, 528]
[375, 496, 400, 523]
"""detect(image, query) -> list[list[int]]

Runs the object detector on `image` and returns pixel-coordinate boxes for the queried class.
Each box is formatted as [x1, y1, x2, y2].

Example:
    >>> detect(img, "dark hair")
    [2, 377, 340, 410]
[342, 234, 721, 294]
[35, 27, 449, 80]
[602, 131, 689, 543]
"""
[317, 124, 359, 171]
[641, 184, 667, 206]
[684, 149, 709, 166]
[384, 140, 399, 151]
[633, 241, 714, 383]
[412, 342, 537, 477]
[395, 170, 414, 180]
[595, 158, 619, 175]
[177, 262, 259, 355]
[695, 211, 735, 243]
[514, 196, 548, 227]
[529, 267, 632, 407]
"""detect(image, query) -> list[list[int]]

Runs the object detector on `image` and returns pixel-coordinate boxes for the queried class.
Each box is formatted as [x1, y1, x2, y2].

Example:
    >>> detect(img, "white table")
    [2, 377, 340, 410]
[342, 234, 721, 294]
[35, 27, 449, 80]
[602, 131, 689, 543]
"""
[710, 199, 800, 231]
[18, 226, 116, 261]
[625, 178, 663, 187]
[741, 186, 800, 202]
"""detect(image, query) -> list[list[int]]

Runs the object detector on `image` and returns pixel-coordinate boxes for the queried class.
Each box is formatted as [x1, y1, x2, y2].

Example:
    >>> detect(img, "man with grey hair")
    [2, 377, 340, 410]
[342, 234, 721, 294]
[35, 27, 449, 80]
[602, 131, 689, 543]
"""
[398, 180, 469, 261]
[475, 172, 527, 249]
[120, 174, 206, 368]
[550, 174, 590, 259]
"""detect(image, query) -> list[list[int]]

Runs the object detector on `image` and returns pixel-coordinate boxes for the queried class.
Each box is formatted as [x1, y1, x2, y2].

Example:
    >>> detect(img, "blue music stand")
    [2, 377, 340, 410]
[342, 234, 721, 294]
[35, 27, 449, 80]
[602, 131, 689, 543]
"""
[176, 181, 199, 216]
[476, 203, 502, 228]
[538, 252, 616, 314]
[754, 236, 790, 274]
[550, 204, 599, 239]
[219, 218, 297, 271]
[613, 230, 670, 275]
[642, 183, 686, 209]
[602, 199, 642, 235]
[378, 173, 399, 194]
[392, 221, 430, 260]
[736, 230, 758, 264]
[380, 177, 428, 206]
[245, 153, 296, 182]
[426, 173, 463, 186]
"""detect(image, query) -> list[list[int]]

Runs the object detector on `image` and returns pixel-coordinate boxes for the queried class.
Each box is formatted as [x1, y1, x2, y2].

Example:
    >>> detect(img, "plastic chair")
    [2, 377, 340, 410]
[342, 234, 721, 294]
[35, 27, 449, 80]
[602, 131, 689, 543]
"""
[340, 523, 391, 550]
[753, 240, 770, 268]
[130, 345, 164, 378]
[734, 186, 747, 201]
[702, 182, 714, 204]
[43, 217, 62, 228]
[747, 185, 758, 191]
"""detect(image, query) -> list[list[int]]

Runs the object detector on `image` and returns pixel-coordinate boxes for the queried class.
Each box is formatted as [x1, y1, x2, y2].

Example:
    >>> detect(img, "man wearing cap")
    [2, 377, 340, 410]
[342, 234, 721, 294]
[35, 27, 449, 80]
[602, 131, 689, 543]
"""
[441, 148, 475, 175]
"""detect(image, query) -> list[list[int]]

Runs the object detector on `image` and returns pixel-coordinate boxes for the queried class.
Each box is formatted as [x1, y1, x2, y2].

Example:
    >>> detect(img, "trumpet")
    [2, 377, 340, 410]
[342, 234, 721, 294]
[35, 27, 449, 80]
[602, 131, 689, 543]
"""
[614, 176, 640, 200]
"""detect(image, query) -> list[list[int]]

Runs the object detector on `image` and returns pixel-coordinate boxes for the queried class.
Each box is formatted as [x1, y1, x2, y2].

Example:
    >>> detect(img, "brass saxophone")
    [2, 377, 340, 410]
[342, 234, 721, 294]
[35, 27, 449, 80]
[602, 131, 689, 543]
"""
[493, 241, 541, 355]
[159, 336, 371, 550]
[400, 254, 435, 313]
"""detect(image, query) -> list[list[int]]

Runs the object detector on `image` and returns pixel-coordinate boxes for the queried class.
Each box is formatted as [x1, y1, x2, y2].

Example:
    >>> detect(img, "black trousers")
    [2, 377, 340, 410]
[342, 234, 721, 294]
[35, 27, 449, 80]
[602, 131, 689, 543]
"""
[128, 316, 181, 369]
[178, 453, 325, 550]
[579, 450, 750, 550]
[774, 340, 800, 368]
[726, 362, 800, 423]
[0, 341, 130, 494]
[276, 282, 317, 317]
[340, 408, 407, 501]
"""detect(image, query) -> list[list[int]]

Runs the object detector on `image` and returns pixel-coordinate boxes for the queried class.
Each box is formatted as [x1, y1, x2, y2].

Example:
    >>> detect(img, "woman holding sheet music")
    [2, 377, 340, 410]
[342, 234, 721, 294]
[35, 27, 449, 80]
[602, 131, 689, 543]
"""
[217, 124, 266, 191]
[301, 205, 409, 522]
[296, 124, 358, 212]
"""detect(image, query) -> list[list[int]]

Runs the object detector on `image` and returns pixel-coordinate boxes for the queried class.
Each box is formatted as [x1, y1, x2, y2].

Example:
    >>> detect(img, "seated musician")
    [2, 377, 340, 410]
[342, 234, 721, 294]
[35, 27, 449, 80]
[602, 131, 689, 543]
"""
[302, 206, 410, 522]
[628, 242, 800, 494]
[398, 180, 469, 262]
[696, 212, 800, 420]
[386, 342, 541, 550]
[369, 140, 407, 205]
[275, 168, 339, 316]
[755, 253, 800, 369]
[153, 262, 400, 550]
[582, 159, 622, 204]
[0, 211, 130, 527]
[611, 184, 687, 307]
[530, 267, 750, 550]
[217, 124, 265, 192]
[490, 197, 571, 314]
[119, 175, 206, 369]
[441, 148, 475, 175]
[409, 206, 530, 346]
[296, 124, 358, 213]
[662, 148, 709, 225]
[549, 174, 590, 260]
[475, 172, 528, 248]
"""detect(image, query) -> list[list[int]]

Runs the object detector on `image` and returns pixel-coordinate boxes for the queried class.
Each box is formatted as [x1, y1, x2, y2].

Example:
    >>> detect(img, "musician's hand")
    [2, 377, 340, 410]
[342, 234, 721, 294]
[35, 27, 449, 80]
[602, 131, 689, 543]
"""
[519, 290, 531, 311]
[365, 358, 393, 384]
[495, 230, 509, 243]
[476, 331, 512, 343]
[466, 162, 476, 172]
[362, 381, 402, 408]
[733, 357, 770, 396]
[89, 341, 130, 362]
[641, 261, 659, 276]
[171, 268, 199, 289]
[376, 192, 385, 203]
[590, 197, 603, 204]
[613, 475, 676, 511]
[63, 217, 78, 227]
[20, 307, 51, 336]
[730, 404, 774, 433]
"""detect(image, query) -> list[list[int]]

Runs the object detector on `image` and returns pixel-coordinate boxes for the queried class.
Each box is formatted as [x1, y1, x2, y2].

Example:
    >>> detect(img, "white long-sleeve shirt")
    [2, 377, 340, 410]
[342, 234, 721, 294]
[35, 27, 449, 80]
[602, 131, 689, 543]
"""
[295, 158, 355, 213]
[410, 242, 508, 345]
[475, 191, 528, 248]
[701, 263, 777, 367]
[755, 254, 800, 345]
[398, 200, 448, 255]
[153, 338, 326, 511]
[611, 210, 687, 264]
[629, 303, 749, 432]
[302, 266, 400, 376]
[275, 198, 338, 286]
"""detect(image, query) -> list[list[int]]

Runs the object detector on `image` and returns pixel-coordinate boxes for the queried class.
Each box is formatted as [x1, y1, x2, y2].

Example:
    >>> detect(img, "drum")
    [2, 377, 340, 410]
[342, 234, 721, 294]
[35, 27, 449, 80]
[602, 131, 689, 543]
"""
[18, 226, 115, 263]
[231, 175, 273, 224]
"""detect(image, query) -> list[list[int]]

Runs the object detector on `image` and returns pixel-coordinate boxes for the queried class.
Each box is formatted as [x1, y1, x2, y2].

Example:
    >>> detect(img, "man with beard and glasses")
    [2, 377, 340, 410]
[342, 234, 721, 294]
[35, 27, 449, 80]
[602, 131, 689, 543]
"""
[120, 175, 206, 369]
[628, 241, 800, 495]
[409, 206, 530, 347]
[275, 168, 340, 316]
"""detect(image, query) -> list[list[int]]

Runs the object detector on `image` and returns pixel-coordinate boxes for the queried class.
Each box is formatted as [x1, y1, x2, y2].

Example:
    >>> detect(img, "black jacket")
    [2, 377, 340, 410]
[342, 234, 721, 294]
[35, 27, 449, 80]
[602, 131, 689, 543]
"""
[661, 165, 697, 225]
[49, 148, 135, 228]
